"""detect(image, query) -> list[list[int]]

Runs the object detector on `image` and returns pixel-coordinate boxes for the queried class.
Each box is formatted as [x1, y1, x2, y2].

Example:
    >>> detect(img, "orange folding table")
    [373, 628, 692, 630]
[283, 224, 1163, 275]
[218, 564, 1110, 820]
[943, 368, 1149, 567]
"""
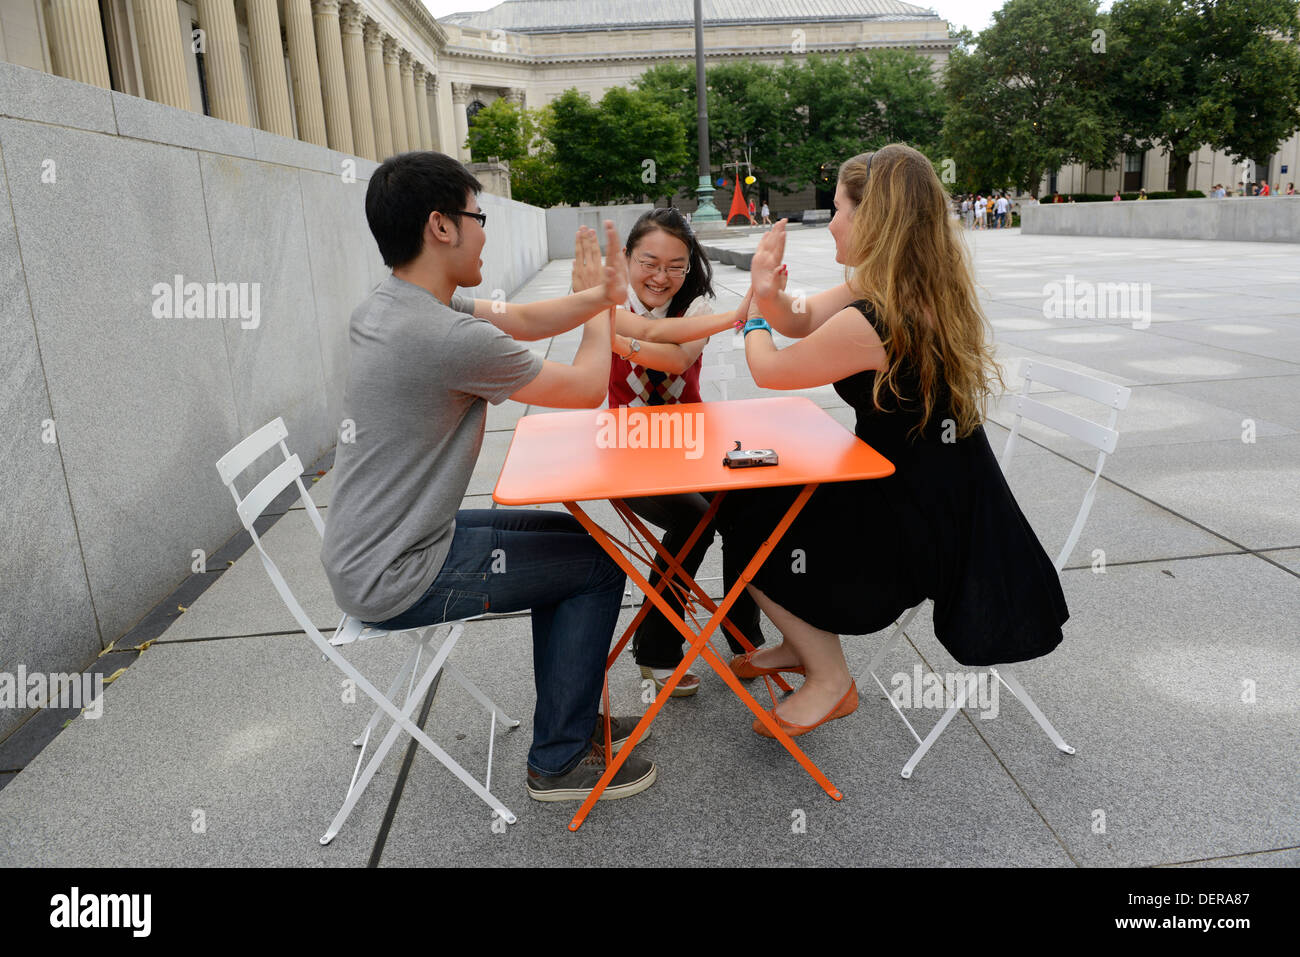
[492, 396, 894, 830]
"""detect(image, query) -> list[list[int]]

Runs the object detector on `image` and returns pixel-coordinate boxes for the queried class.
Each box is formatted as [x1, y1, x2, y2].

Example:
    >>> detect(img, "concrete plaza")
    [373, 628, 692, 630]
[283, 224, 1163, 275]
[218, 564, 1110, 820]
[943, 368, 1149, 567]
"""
[1, 227, 1296, 867]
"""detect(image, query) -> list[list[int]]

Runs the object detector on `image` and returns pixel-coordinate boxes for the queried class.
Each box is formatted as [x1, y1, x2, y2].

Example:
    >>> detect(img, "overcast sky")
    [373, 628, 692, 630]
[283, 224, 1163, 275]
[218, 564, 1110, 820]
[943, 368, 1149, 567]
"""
[420, 0, 1029, 34]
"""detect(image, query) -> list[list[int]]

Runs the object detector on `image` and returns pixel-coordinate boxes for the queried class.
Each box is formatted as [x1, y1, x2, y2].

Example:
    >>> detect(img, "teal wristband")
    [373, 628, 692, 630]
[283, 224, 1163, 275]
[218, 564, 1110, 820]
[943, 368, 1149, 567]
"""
[743, 317, 772, 337]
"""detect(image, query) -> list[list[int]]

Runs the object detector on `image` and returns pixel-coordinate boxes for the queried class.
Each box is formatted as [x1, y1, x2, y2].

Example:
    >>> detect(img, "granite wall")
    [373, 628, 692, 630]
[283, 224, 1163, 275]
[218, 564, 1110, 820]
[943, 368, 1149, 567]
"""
[0, 61, 548, 739]
[545, 203, 655, 258]
[1021, 196, 1300, 243]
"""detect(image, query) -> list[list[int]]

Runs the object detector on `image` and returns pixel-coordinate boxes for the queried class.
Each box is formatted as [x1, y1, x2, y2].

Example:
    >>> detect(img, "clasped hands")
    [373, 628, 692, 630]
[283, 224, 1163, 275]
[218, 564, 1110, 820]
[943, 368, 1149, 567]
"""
[570, 219, 795, 338]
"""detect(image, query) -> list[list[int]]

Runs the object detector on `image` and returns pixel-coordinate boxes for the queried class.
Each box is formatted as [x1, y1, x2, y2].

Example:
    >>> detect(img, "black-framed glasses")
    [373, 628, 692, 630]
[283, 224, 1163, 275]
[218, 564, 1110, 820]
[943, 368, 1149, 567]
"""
[449, 209, 487, 228]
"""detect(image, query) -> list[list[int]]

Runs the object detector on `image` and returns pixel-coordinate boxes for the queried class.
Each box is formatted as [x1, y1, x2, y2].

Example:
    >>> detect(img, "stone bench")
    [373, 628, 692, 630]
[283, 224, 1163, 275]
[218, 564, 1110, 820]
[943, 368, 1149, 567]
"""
[801, 209, 831, 226]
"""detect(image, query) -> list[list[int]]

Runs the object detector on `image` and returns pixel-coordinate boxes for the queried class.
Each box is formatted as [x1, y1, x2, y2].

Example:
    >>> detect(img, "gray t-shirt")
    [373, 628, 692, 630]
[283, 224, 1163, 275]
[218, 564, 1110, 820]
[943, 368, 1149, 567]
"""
[321, 275, 543, 622]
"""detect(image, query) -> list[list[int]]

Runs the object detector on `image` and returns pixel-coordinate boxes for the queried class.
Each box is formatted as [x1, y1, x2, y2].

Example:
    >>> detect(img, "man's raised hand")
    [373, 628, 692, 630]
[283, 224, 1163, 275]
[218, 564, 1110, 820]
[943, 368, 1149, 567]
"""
[570, 226, 602, 293]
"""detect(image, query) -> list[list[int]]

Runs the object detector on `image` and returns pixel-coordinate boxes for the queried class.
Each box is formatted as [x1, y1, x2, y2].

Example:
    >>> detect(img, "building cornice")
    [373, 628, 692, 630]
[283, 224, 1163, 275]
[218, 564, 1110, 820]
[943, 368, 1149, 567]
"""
[391, 0, 450, 51]
[491, 15, 944, 34]
[441, 36, 956, 67]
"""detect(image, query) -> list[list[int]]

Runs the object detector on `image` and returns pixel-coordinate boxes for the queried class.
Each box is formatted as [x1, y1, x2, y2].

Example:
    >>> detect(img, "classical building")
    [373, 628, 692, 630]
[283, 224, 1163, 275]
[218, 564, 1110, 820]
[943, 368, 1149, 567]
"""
[0, 0, 953, 206]
[1043, 135, 1300, 198]
[1, 0, 449, 160]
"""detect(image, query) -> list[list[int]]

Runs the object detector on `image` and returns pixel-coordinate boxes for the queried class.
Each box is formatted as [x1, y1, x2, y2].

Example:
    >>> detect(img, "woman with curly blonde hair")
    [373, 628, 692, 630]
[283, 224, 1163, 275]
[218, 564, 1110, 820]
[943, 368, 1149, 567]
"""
[714, 143, 1069, 738]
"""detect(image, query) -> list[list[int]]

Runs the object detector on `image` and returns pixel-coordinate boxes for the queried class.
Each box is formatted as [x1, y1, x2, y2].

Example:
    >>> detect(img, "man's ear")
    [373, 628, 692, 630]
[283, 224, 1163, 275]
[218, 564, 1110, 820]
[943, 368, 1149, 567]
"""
[426, 210, 453, 246]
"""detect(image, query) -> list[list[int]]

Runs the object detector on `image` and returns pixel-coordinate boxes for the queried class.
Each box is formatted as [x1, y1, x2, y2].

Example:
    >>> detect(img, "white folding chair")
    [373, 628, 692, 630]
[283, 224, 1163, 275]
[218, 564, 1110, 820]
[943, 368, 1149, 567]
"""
[860, 360, 1131, 777]
[215, 417, 520, 844]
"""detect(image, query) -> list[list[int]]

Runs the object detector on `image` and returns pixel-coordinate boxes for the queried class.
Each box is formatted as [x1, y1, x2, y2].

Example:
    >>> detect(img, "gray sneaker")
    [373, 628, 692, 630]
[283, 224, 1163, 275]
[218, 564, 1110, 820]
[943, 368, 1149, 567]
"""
[592, 714, 650, 754]
[526, 743, 657, 802]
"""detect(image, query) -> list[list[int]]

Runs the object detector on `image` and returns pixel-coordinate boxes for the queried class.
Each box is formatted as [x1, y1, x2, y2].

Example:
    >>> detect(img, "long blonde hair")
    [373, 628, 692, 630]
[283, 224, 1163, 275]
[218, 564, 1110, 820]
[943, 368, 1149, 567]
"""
[839, 144, 1003, 439]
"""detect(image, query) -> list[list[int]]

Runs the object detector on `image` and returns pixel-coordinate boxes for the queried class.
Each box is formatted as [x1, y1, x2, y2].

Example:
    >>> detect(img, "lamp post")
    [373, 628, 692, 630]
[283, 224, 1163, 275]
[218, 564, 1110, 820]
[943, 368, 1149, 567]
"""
[691, 0, 722, 222]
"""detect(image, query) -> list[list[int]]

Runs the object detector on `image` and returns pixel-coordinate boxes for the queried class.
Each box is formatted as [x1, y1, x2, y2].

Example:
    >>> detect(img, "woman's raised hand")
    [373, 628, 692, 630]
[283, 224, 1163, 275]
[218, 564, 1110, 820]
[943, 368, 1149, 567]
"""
[750, 219, 789, 302]
[570, 226, 602, 293]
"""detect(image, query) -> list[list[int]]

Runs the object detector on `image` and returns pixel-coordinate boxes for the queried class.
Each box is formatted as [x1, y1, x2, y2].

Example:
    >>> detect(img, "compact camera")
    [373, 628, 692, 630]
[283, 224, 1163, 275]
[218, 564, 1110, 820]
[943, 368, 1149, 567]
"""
[722, 441, 779, 468]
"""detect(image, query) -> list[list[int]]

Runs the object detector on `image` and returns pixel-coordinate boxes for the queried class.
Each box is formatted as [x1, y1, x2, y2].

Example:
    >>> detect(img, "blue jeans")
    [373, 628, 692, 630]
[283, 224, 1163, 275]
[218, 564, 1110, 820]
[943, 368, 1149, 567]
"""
[364, 509, 625, 776]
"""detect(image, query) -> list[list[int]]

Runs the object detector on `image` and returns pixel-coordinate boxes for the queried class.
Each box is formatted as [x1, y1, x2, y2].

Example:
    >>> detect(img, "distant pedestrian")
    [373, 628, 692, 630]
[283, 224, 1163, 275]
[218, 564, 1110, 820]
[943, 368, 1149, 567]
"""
[747, 197, 757, 225]
[761, 201, 771, 225]
[1112, 190, 1122, 202]
[1260, 181, 1271, 196]
[1138, 188, 1148, 200]
[1288, 183, 1295, 195]
[995, 193, 1009, 228]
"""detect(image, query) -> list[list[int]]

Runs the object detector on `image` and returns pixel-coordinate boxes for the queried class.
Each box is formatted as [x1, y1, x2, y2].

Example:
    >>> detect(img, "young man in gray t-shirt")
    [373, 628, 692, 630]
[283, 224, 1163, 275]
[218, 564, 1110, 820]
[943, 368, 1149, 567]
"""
[321, 152, 656, 802]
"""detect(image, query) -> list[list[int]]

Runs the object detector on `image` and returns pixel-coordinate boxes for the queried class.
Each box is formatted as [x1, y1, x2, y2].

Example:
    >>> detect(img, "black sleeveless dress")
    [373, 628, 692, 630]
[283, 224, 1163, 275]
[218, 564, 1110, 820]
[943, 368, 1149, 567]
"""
[715, 301, 1068, 666]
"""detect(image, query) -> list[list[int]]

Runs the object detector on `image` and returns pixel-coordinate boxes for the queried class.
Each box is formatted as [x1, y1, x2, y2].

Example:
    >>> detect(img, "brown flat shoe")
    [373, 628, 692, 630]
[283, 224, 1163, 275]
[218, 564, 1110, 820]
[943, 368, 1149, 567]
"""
[638, 665, 700, 698]
[729, 649, 806, 681]
[752, 681, 858, 738]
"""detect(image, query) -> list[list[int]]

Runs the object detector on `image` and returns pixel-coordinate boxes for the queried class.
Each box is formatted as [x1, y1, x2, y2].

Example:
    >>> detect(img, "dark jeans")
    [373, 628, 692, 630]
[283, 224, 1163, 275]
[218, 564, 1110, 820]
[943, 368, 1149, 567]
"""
[624, 492, 764, 669]
[364, 509, 624, 777]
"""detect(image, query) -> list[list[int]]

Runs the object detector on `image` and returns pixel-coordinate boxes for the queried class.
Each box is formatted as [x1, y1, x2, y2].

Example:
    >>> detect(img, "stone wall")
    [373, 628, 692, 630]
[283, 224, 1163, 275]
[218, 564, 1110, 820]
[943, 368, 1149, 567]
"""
[0, 60, 547, 739]
[545, 203, 654, 256]
[1021, 196, 1300, 243]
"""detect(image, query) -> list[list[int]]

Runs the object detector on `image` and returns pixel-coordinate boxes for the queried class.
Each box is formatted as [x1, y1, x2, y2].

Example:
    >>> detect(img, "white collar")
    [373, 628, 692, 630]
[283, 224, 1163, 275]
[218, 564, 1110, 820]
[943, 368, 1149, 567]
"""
[627, 285, 671, 318]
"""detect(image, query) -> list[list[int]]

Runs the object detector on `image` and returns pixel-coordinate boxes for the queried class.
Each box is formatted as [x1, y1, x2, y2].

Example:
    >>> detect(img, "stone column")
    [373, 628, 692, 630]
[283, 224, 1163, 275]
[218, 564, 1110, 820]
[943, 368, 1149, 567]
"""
[283, 0, 327, 146]
[362, 20, 393, 160]
[399, 52, 420, 152]
[244, 0, 293, 136]
[194, 0, 249, 124]
[130, 0, 190, 109]
[44, 0, 112, 89]
[451, 82, 472, 162]
[423, 72, 442, 152]
[310, 0, 353, 153]
[412, 63, 432, 150]
[338, 3, 375, 160]
[382, 37, 409, 153]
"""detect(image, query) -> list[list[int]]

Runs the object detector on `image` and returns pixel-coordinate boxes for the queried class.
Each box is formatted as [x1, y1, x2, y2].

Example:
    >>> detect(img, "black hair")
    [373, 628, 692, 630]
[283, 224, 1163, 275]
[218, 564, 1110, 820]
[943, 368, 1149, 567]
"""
[624, 207, 714, 317]
[365, 151, 482, 268]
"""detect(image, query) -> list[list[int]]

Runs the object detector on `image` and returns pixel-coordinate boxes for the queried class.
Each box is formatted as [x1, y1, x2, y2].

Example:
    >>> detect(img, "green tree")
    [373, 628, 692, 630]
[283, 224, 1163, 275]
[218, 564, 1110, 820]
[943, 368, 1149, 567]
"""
[465, 97, 561, 207]
[633, 63, 698, 200]
[1108, 0, 1300, 195]
[634, 53, 948, 203]
[547, 87, 688, 205]
[466, 96, 530, 163]
[942, 0, 1119, 196]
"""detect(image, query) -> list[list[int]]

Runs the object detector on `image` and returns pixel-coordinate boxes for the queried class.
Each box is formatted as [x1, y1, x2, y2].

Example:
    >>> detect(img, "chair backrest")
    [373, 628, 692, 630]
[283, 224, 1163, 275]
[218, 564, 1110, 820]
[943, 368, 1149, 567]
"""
[999, 360, 1132, 572]
[699, 360, 736, 401]
[699, 329, 741, 401]
[215, 418, 329, 639]
[215, 417, 326, 537]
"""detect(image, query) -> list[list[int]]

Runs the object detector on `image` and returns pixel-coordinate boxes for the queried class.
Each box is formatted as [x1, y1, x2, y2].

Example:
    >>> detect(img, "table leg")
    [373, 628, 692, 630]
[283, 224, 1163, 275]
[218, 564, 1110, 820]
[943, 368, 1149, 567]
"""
[610, 497, 793, 695]
[563, 486, 840, 832]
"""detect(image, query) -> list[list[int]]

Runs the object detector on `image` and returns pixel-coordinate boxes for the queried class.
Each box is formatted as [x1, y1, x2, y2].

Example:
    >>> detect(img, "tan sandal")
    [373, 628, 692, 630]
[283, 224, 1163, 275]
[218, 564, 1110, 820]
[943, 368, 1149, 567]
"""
[638, 665, 700, 697]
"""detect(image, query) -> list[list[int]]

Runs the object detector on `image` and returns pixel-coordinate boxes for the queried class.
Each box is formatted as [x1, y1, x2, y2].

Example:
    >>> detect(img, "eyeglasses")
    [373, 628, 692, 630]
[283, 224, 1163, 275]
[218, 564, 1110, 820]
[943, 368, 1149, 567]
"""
[634, 258, 689, 279]
[449, 210, 487, 228]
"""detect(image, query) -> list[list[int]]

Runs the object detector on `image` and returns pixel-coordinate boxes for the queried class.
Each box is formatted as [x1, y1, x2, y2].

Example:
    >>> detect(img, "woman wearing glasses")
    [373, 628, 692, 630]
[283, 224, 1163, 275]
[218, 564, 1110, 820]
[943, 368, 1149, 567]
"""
[572, 208, 766, 697]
